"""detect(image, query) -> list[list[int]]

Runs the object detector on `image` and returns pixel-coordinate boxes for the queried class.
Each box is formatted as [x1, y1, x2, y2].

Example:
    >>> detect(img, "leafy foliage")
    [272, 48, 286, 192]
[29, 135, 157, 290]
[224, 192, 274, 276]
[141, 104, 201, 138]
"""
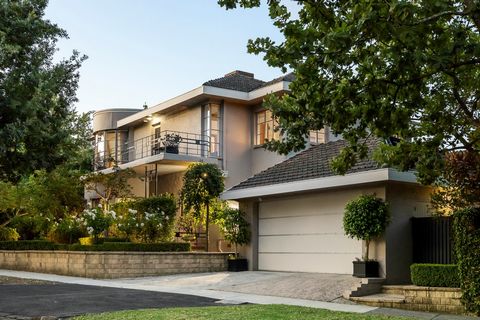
[181, 163, 224, 215]
[453, 207, 480, 315]
[79, 207, 114, 241]
[343, 195, 390, 261]
[410, 264, 460, 288]
[48, 217, 85, 244]
[218, 0, 480, 186]
[10, 215, 51, 240]
[0, 167, 85, 228]
[181, 163, 224, 251]
[83, 169, 136, 210]
[132, 195, 178, 243]
[431, 151, 480, 214]
[220, 208, 251, 258]
[0, 240, 190, 252]
[0, 226, 19, 241]
[0, 0, 87, 181]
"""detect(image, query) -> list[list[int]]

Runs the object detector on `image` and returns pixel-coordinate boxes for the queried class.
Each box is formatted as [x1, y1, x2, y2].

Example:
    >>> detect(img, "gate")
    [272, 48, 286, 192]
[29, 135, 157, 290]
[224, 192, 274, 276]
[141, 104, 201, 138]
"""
[411, 216, 454, 264]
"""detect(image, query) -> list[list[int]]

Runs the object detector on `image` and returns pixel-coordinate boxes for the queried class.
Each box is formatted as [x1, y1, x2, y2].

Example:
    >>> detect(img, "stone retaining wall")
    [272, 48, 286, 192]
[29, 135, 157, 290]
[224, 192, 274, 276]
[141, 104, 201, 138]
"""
[355, 285, 464, 314]
[0, 250, 229, 278]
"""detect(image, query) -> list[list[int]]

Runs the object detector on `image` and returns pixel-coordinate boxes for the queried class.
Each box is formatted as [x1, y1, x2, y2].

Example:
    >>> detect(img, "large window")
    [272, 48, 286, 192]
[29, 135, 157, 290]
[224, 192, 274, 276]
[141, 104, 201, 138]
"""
[309, 129, 326, 144]
[202, 103, 222, 157]
[255, 110, 279, 145]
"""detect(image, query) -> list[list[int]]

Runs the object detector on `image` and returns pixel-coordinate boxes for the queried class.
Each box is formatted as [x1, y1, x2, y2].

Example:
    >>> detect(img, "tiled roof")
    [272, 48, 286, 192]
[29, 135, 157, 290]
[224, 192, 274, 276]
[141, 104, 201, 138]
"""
[259, 72, 295, 88]
[229, 138, 383, 191]
[203, 70, 266, 92]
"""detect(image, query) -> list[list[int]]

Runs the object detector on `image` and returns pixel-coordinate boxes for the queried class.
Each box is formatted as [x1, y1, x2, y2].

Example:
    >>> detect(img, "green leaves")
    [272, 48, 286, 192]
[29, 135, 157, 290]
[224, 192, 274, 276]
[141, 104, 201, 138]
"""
[343, 194, 390, 260]
[220, 0, 480, 188]
[0, 0, 86, 181]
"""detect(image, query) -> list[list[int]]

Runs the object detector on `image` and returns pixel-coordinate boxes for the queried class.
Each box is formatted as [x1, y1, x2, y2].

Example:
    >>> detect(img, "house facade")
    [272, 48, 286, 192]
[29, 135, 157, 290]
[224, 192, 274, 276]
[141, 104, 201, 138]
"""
[90, 70, 332, 200]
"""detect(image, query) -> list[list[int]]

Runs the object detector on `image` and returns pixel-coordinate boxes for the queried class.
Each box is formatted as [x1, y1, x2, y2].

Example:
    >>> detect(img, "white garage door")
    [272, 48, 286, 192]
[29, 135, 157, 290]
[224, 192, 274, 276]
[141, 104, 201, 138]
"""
[258, 192, 363, 274]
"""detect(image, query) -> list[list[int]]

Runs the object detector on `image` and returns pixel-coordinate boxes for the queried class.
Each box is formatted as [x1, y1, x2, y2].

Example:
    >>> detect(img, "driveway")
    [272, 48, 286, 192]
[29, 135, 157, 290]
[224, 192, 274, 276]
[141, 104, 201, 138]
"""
[110, 271, 362, 303]
[0, 282, 220, 319]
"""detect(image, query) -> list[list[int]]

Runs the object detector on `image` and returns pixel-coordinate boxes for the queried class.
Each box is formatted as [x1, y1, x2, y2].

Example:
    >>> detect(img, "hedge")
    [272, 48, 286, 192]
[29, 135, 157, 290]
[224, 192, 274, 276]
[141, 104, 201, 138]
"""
[410, 264, 460, 287]
[453, 207, 480, 315]
[0, 240, 190, 252]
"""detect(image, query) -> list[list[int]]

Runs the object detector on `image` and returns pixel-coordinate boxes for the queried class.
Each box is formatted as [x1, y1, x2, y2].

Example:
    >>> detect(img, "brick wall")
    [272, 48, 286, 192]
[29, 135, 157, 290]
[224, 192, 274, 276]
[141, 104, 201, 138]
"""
[0, 251, 229, 279]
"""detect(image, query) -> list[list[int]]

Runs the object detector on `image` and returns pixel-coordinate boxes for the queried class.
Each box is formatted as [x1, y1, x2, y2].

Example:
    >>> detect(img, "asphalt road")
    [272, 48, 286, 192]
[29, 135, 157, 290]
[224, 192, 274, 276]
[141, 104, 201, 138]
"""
[0, 283, 221, 318]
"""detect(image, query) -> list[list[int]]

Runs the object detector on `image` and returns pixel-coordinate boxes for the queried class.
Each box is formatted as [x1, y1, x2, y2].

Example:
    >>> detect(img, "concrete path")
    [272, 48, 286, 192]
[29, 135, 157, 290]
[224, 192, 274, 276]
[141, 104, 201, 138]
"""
[0, 269, 477, 319]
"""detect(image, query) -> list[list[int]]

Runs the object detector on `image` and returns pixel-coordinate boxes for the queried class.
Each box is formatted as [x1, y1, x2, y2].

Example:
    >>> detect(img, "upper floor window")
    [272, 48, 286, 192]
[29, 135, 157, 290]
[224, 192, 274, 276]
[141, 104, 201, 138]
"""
[309, 129, 326, 144]
[255, 110, 280, 145]
[202, 103, 222, 157]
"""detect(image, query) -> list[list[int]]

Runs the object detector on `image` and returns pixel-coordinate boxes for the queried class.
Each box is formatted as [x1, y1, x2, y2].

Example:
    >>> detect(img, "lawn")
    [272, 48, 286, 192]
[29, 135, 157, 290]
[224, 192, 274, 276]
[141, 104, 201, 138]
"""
[73, 305, 407, 320]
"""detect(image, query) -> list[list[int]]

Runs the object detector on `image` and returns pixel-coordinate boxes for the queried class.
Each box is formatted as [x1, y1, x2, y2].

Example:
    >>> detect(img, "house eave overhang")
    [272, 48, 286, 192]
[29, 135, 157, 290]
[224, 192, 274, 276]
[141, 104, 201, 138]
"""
[221, 168, 418, 200]
[116, 81, 291, 128]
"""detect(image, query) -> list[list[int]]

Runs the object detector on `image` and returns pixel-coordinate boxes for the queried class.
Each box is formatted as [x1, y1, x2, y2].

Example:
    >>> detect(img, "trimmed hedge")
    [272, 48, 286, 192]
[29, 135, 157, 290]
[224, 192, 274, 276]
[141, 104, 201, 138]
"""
[0, 240, 190, 252]
[79, 237, 130, 245]
[410, 263, 460, 287]
[453, 207, 480, 315]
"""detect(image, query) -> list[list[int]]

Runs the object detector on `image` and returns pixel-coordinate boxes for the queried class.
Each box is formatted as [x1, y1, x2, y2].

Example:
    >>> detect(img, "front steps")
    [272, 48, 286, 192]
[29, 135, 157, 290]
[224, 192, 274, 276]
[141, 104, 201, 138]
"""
[343, 278, 385, 298]
[349, 285, 465, 315]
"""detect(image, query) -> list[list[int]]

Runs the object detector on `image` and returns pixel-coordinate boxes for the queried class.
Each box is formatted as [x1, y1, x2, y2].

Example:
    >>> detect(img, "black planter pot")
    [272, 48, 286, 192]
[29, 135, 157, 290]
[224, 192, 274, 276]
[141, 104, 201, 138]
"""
[227, 258, 248, 272]
[165, 145, 179, 154]
[353, 260, 379, 278]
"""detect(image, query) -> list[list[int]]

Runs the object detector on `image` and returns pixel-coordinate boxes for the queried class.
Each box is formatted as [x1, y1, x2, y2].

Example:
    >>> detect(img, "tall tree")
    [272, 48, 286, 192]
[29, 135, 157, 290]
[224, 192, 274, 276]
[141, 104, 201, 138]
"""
[0, 0, 86, 181]
[219, 0, 480, 186]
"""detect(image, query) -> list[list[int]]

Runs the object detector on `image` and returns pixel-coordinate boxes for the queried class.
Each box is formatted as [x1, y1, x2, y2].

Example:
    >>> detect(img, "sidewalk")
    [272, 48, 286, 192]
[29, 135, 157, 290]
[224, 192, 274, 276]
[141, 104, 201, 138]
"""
[0, 269, 476, 319]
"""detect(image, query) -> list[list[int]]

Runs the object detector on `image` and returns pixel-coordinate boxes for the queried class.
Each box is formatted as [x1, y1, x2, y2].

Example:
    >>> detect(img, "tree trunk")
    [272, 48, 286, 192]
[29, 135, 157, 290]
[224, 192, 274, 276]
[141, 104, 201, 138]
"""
[205, 202, 209, 252]
[364, 239, 370, 261]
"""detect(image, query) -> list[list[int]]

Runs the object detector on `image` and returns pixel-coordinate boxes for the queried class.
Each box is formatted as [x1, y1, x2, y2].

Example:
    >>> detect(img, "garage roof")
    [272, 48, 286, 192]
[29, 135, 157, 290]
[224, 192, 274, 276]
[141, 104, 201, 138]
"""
[230, 138, 382, 192]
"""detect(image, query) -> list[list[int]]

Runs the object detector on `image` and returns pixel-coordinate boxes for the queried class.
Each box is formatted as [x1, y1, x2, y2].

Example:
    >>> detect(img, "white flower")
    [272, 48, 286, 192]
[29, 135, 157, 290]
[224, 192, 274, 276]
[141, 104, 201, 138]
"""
[118, 223, 122, 227]
[128, 208, 137, 214]
[140, 223, 144, 227]
[98, 204, 102, 208]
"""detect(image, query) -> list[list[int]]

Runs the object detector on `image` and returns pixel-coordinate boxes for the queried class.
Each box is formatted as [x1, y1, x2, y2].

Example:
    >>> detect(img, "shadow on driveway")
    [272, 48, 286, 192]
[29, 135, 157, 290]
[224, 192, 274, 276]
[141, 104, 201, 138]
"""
[0, 283, 220, 318]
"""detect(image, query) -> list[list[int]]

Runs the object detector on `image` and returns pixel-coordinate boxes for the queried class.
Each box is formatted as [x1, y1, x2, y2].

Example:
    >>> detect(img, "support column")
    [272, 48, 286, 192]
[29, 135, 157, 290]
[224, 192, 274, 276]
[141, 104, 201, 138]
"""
[144, 166, 147, 198]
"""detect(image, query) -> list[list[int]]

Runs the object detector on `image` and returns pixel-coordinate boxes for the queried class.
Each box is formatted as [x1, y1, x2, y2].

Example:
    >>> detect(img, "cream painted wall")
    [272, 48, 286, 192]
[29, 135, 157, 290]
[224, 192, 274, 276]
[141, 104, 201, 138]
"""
[161, 106, 202, 134]
[223, 102, 253, 189]
[251, 148, 287, 177]
[156, 171, 185, 197]
[385, 182, 432, 284]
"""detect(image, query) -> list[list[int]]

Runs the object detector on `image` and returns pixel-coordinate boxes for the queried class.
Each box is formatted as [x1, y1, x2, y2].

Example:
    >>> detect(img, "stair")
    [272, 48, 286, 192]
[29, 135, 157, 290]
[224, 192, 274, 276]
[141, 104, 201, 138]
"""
[343, 278, 386, 298]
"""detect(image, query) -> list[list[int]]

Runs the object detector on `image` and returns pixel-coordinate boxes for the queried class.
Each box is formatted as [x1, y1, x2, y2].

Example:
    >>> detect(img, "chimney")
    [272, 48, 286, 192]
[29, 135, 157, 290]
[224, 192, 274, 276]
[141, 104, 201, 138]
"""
[224, 70, 254, 78]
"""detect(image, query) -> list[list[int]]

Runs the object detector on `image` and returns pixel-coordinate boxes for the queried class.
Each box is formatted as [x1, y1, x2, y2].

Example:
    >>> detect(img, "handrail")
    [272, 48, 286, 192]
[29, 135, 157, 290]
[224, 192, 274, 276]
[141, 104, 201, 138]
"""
[93, 130, 219, 170]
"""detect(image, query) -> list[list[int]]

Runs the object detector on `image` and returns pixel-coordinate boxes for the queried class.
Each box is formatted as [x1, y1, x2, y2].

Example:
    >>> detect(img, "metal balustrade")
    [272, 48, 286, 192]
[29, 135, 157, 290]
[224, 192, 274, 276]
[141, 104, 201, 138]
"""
[93, 130, 217, 171]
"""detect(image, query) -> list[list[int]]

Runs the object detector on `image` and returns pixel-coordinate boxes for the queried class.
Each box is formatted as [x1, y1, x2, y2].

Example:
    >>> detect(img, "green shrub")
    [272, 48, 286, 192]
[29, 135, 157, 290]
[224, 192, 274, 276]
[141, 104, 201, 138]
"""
[132, 194, 177, 242]
[453, 207, 480, 315]
[0, 227, 20, 241]
[9, 215, 52, 240]
[220, 208, 250, 258]
[79, 236, 129, 245]
[100, 242, 190, 252]
[410, 264, 460, 287]
[0, 240, 190, 252]
[0, 240, 57, 250]
[343, 194, 390, 261]
[49, 218, 85, 244]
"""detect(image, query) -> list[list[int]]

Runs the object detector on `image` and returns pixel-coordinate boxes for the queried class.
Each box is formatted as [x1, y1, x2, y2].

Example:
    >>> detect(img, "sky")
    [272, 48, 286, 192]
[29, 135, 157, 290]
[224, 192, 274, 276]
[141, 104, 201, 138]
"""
[44, 0, 287, 114]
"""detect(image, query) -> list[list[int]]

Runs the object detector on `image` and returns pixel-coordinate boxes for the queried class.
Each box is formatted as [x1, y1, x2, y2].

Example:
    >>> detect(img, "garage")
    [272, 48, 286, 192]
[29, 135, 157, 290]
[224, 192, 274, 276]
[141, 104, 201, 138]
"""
[257, 191, 363, 274]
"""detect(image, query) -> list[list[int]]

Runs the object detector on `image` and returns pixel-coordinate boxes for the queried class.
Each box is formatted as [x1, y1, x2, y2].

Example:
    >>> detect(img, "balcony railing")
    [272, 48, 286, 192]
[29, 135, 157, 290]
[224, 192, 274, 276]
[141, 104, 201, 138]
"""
[94, 130, 215, 170]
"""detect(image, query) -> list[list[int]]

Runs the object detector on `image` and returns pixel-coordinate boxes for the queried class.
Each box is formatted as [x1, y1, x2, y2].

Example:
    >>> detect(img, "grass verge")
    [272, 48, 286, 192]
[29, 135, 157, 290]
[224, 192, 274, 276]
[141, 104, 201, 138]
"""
[73, 304, 407, 320]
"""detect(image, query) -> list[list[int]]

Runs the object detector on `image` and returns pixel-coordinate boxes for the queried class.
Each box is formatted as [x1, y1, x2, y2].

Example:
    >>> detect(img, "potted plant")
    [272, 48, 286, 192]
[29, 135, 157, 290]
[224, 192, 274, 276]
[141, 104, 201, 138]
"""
[221, 207, 251, 271]
[163, 133, 182, 154]
[343, 194, 390, 277]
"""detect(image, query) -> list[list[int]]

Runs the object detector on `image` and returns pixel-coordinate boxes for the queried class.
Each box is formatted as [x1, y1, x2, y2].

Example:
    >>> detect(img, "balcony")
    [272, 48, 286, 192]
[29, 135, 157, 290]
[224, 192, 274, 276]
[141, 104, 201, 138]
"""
[94, 130, 217, 171]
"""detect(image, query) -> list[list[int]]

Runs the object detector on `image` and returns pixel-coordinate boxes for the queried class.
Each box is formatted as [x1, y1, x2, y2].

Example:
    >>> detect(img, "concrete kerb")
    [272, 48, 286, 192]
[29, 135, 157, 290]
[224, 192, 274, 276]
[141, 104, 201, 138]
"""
[0, 269, 375, 314]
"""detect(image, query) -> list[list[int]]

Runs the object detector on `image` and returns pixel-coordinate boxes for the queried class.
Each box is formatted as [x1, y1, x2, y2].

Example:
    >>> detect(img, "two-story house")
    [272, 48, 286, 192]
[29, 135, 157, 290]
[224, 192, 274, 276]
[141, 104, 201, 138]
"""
[90, 70, 331, 200]
[90, 70, 433, 281]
